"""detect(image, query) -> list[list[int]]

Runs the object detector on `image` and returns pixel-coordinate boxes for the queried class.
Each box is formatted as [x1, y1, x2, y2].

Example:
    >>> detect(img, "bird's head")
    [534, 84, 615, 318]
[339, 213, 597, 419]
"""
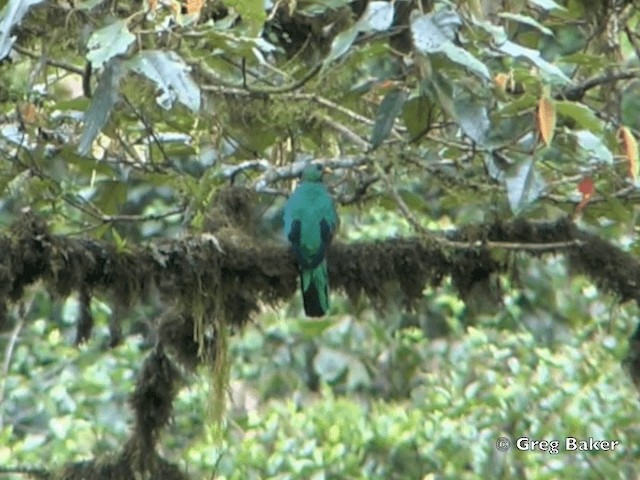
[300, 164, 325, 182]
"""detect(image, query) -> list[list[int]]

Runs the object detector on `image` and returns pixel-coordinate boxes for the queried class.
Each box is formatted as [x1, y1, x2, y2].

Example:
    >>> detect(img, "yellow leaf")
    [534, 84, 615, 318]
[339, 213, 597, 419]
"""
[537, 96, 556, 146]
[186, 0, 203, 14]
[20, 103, 38, 124]
[169, 0, 180, 18]
[494, 73, 509, 91]
[618, 126, 638, 182]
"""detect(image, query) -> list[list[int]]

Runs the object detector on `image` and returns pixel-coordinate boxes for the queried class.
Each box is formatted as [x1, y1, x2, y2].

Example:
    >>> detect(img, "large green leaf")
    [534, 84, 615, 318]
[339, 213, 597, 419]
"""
[298, 0, 350, 16]
[370, 89, 408, 149]
[621, 81, 640, 131]
[440, 43, 491, 81]
[504, 157, 545, 214]
[313, 347, 349, 383]
[0, 0, 43, 59]
[574, 130, 613, 165]
[429, 72, 456, 119]
[95, 180, 127, 214]
[226, 0, 266, 37]
[127, 50, 201, 113]
[355, 1, 394, 32]
[498, 12, 553, 36]
[402, 95, 432, 139]
[454, 96, 490, 145]
[324, 25, 359, 65]
[410, 11, 490, 81]
[410, 12, 448, 53]
[496, 40, 570, 84]
[527, 0, 566, 11]
[555, 101, 603, 133]
[77, 60, 124, 156]
[86, 20, 135, 69]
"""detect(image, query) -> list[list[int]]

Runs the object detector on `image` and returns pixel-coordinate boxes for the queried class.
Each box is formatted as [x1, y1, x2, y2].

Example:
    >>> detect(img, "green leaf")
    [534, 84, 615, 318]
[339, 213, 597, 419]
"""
[58, 147, 113, 175]
[498, 12, 553, 36]
[96, 180, 127, 215]
[111, 227, 128, 252]
[346, 360, 370, 389]
[527, 0, 567, 11]
[496, 40, 570, 84]
[429, 72, 456, 119]
[313, 347, 349, 383]
[324, 25, 359, 65]
[370, 89, 408, 149]
[558, 52, 611, 69]
[555, 101, 603, 133]
[440, 43, 491, 81]
[75, 0, 105, 10]
[50, 415, 72, 439]
[226, 0, 266, 36]
[127, 50, 201, 113]
[7, 169, 31, 196]
[402, 95, 432, 139]
[295, 319, 334, 339]
[504, 157, 545, 214]
[410, 11, 452, 53]
[77, 60, 124, 156]
[54, 97, 91, 112]
[431, 8, 463, 41]
[411, 11, 489, 81]
[621, 81, 640, 131]
[86, 20, 135, 69]
[498, 93, 537, 116]
[299, 0, 350, 16]
[355, 1, 394, 32]
[575, 131, 613, 165]
[455, 96, 490, 145]
[0, 0, 43, 58]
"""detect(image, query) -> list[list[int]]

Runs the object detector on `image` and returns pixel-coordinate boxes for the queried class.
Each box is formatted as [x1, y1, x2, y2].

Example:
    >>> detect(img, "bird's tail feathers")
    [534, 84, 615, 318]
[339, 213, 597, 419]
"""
[301, 260, 329, 317]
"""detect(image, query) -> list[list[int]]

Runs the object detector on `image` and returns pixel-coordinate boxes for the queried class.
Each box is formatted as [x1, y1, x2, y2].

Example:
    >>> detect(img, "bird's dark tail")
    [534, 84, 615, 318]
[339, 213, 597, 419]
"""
[300, 260, 329, 317]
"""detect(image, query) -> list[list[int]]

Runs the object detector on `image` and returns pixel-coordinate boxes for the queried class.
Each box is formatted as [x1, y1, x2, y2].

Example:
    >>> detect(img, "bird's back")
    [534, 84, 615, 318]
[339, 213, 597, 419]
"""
[283, 182, 336, 263]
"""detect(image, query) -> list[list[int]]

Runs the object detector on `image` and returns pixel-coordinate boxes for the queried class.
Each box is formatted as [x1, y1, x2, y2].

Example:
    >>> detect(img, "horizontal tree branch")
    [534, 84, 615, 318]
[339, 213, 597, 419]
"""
[559, 68, 640, 101]
[13, 45, 85, 76]
[1, 197, 639, 338]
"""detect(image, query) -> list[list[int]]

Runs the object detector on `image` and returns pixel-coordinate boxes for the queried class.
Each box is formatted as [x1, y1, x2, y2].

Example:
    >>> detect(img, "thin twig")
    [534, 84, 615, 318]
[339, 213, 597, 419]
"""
[0, 316, 25, 429]
[624, 26, 640, 62]
[315, 114, 371, 150]
[373, 161, 430, 236]
[440, 238, 583, 251]
[252, 156, 370, 191]
[13, 45, 85, 75]
[198, 57, 322, 94]
[302, 94, 376, 126]
[122, 95, 171, 165]
[101, 208, 185, 223]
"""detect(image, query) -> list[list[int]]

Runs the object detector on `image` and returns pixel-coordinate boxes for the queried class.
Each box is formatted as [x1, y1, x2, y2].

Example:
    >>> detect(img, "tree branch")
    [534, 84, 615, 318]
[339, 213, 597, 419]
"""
[559, 69, 640, 101]
[2, 205, 639, 332]
[13, 45, 85, 75]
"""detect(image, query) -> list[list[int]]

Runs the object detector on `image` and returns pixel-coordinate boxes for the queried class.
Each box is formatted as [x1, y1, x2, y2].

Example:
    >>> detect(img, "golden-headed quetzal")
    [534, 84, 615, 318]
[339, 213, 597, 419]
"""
[283, 164, 338, 317]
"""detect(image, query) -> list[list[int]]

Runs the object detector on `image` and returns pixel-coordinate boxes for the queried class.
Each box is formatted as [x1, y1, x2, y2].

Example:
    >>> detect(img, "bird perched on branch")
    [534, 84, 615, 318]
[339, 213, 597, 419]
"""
[283, 164, 338, 317]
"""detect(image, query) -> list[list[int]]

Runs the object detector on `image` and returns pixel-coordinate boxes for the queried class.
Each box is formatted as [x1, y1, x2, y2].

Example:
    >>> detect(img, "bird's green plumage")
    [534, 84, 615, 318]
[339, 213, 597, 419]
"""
[283, 165, 338, 317]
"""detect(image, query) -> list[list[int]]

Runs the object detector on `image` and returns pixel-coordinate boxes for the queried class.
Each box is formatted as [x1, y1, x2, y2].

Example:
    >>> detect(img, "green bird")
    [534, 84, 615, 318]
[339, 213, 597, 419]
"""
[283, 164, 338, 317]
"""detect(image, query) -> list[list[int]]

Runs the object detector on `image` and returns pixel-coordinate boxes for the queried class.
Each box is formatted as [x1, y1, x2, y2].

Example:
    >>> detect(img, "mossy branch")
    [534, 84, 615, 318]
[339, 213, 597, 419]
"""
[1, 189, 639, 333]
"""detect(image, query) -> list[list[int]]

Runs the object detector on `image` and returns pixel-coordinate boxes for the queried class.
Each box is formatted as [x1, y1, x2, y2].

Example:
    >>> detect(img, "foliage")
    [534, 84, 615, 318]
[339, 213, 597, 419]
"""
[1, 0, 640, 478]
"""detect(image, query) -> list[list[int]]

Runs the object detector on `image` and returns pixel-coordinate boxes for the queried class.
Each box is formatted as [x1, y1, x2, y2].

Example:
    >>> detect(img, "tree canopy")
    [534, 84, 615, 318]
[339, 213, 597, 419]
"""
[2, 0, 640, 478]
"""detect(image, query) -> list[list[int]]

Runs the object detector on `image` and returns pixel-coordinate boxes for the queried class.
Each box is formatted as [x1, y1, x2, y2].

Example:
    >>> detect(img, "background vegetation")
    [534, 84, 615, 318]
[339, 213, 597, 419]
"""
[1, 0, 640, 478]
